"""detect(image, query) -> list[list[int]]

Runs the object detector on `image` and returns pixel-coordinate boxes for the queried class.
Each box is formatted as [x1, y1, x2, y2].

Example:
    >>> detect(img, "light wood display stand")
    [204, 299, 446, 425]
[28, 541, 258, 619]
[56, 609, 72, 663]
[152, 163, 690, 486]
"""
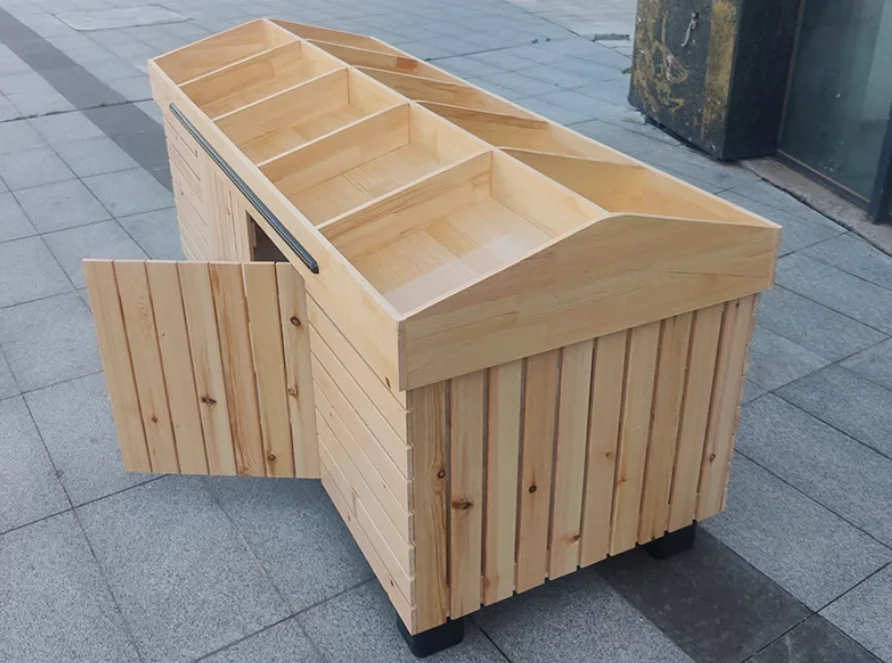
[83, 18, 781, 657]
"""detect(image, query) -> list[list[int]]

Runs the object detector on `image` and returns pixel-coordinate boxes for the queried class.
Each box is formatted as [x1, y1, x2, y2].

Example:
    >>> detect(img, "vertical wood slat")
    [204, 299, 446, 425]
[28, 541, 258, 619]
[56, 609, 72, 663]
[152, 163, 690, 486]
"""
[448, 370, 486, 618]
[407, 381, 449, 632]
[697, 295, 757, 519]
[277, 263, 319, 477]
[515, 349, 560, 593]
[548, 340, 594, 579]
[209, 262, 266, 476]
[179, 262, 238, 475]
[114, 261, 180, 473]
[579, 330, 627, 566]
[83, 260, 152, 472]
[146, 262, 208, 475]
[243, 263, 294, 477]
[609, 321, 660, 555]
[667, 304, 724, 531]
[638, 313, 693, 542]
[483, 359, 522, 605]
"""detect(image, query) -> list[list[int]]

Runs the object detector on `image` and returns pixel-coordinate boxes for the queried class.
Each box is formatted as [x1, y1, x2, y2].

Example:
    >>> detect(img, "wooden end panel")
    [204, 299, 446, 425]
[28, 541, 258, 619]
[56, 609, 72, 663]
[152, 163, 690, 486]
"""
[401, 214, 781, 390]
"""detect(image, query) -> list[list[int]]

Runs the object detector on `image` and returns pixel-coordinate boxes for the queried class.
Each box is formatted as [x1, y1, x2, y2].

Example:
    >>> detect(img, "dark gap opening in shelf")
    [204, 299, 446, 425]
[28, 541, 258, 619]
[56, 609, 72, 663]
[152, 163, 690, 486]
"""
[249, 215, 288, 262]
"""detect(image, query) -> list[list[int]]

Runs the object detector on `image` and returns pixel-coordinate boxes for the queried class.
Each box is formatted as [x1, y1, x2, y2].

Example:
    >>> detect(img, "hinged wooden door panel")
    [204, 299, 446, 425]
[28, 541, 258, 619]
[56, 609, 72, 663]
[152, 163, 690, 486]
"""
[84, 259, 319, 478]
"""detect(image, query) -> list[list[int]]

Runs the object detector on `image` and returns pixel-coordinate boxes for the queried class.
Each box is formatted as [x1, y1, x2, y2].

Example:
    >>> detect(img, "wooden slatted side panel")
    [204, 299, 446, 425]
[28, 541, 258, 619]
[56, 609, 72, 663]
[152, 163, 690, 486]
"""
[84, 259, 320, 479]
[407, 382, 449, 633]
[549, 339, 594, 579]
[697, 295, 758, 520]
[579, 330, 627, 566]
[448, 371, 485, 617]
[638, 313, 693, 542]
[482, 360, 522, 605]
[667, 304, 724, 531]
[515, 349, 561, 593]
[610, 320, 660, 555]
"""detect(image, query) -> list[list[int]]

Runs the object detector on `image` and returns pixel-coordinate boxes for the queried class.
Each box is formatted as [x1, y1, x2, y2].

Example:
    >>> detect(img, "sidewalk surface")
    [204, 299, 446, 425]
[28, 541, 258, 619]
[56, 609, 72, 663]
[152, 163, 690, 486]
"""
[1, 0, 891, 662]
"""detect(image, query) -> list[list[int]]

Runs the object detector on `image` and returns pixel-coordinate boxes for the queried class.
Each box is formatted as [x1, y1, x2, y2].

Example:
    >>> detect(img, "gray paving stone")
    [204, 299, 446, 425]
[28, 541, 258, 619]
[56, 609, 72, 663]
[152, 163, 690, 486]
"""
[14, 179, 111, 233]
[721, 191, 844, 255]
[823, 565, 892, 663]
[87, 57, 144, 82]
[118, 207, 183, 259]
[52, 135, 140, 178]
[438, 55, 504, 78]
[0, 191, 36, 243]
[0, 146, 74, 190]
[44, 220, 146, 289]
[705, 456, 891, 609]
[805, 233, 892, 292]
[0, 236, 70, 309]
[733, 180, 846, 230]
[475, 567, 693, 663]
[0, 292, 101, 392]
[777, 253, 892, 333]
[738, 395, 892, 546]
[301, 582, 507, 663]
[752, 615, 883, 663]
[83, 167, 174, 217]
[777, 365, 892, 459]
[28, 110, 104, 144]
[469, 49, 535, 71]
[516, 94, 594, 125]
[0, 94, 17, 122]
[756, 285, 887, 362]
[135, 99, 163, 124]
[479, 70, 558, 96]
[25, 372, 153, 506]
[202, 618, 322, 663]
[599, 530, 808, 663]
[842, 338, 892, 391]
[523, 62, 596, 89]
[78, 476, 290, 663]
[747, 326, 829, 390]
[108, 75, 152, 102]
[6, 88, 75, 116]
[742, 379, 768, 404]
[207, 476, 372, 612]
[0, 396, 69, 533]
[0, 512, 141, 663]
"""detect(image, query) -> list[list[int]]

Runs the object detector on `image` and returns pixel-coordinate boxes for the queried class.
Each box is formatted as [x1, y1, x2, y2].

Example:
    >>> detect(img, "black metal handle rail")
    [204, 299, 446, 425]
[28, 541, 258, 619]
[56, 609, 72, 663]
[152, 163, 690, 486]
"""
[169, 104, 320, 273]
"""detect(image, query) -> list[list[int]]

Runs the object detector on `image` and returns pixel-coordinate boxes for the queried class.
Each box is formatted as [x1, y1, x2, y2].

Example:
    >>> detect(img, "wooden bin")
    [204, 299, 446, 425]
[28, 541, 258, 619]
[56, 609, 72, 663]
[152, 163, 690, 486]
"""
[84, 19, 781, 642]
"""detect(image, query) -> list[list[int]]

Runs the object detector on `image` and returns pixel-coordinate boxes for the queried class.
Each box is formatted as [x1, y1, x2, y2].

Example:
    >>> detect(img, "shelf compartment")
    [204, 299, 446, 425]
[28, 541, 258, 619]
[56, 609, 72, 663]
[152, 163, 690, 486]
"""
[215, 68, 403, 164]
[359, 68, 531, 117]
[181, 41, 343, 118]
[271, 19, 404, 55]
[505, 150, 766, 224]
[308, 41, 458, 83]
[327, 151, 606, 314]
[154, 20, 296, 84]
[262, 104, 487, 226]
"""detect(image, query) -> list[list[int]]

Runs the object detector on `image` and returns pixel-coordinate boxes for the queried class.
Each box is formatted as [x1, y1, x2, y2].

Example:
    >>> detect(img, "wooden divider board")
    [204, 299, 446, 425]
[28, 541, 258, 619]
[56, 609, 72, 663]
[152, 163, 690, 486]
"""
[85, 259, 318, 478]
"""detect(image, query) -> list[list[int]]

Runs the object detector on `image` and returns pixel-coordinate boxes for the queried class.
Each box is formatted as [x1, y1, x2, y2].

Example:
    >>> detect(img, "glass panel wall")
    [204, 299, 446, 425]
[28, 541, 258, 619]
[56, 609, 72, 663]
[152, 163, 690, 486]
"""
[780, 0, 892, 201]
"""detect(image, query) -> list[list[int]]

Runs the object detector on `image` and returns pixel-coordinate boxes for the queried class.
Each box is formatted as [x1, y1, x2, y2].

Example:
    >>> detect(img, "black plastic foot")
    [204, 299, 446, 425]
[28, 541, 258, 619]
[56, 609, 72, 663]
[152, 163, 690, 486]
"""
[397, 616, 465, 658]
[644, 523, 697, 560]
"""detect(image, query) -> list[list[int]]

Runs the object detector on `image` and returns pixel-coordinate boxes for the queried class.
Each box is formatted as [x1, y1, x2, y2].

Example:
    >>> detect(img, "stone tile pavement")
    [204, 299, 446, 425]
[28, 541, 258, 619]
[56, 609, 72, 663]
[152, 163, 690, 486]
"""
[0, 0, 890, 661]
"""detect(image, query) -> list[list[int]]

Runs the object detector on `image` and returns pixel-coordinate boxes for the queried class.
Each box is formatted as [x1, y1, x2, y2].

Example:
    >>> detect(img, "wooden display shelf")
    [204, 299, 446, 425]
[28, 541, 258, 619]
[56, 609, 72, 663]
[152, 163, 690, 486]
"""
[86, 17, 781, 650]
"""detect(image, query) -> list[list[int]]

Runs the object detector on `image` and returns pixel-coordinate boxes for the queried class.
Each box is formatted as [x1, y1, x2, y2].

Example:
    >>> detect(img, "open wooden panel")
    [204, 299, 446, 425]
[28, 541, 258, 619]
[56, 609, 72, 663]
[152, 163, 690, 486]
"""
[181, 40, 344, 118]
[84, 259, 319, 478]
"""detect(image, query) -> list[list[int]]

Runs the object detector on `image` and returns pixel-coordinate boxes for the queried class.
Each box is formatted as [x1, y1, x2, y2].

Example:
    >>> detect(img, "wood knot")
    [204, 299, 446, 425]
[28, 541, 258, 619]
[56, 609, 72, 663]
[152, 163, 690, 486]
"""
[605, 451, 615, 460]
[267, 454, 276, 462]
[290, 316, 301, 327]
[150, 414, 158, 423]
[287, 386, 298, 398]
[528, 484, 537, 494]
[572, 533, 581, 542]
[708, 453, 717, 462]
[201, 395, 217, 406]
[451, 499, 473, 510]
[437, 469, 446, 479]
[384, 377, 391, 389]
